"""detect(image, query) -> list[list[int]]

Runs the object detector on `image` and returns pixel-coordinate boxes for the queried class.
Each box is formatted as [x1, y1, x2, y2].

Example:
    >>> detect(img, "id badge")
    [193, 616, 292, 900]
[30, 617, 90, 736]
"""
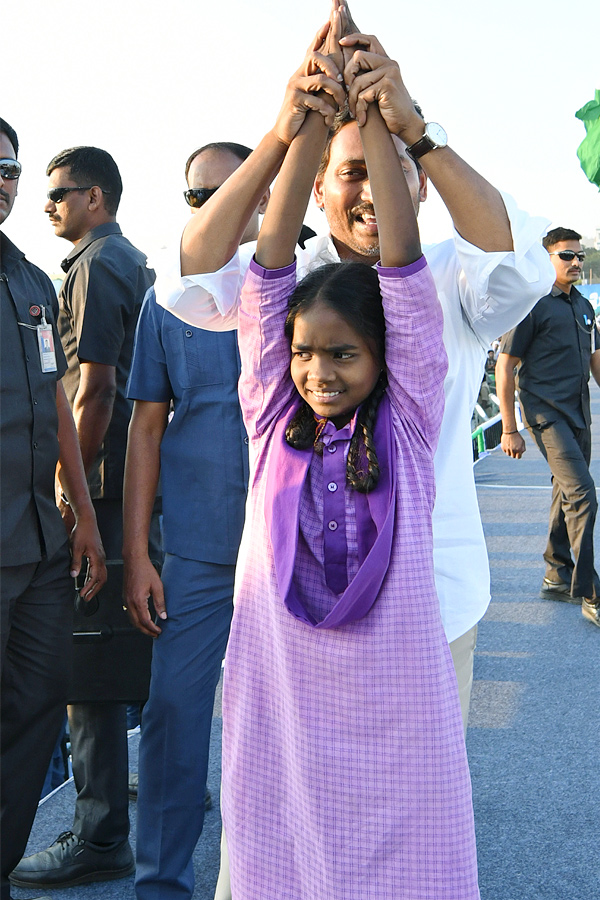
[37, 324, 58, 373]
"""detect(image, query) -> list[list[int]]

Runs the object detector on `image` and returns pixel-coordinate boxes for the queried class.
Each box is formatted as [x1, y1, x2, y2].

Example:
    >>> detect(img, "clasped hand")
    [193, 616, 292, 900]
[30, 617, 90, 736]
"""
[274, 1, 423, 146]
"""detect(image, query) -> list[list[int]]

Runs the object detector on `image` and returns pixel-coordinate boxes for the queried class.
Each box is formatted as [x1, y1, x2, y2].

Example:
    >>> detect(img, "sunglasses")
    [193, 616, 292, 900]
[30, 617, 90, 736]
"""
[47, 185, 110, 204]
[0, 158, 22, 180]
[549, 250, 586, 263]
[184, 186, 220, 208]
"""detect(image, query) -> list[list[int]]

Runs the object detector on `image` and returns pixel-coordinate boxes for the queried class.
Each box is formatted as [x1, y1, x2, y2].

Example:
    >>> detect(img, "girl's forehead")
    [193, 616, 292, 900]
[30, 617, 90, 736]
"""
[293, 302, 360, 337]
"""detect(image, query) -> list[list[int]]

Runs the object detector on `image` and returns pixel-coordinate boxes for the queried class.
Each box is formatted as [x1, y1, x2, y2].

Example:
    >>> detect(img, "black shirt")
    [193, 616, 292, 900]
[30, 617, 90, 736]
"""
[500, 285, 599, 430]
[1, 232, 68, 565]
[58, 223, 155, 499]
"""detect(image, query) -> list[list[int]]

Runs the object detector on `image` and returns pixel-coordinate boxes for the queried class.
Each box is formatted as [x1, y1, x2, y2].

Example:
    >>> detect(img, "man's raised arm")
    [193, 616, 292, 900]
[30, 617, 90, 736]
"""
[342, 32, 512, 252]
[180, 21, 346, 276]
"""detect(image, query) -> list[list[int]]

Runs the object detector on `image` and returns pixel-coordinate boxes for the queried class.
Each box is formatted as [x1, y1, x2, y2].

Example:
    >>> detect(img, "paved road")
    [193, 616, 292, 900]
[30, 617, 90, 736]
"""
[15, 388, 600, 899]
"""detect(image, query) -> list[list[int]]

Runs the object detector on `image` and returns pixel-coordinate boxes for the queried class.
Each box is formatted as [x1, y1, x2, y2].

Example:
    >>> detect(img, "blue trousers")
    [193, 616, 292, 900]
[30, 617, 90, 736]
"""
[135, 554, 234, 900]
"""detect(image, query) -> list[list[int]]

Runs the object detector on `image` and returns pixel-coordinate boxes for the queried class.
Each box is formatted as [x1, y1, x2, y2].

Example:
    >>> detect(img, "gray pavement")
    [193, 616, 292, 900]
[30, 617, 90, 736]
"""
[13, 389, 600, 899]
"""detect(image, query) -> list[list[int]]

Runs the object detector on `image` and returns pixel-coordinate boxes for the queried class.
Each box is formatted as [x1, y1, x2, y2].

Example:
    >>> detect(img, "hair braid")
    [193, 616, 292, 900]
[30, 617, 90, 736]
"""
[346, 375, 387, 493]
[285, 402, 324, 454]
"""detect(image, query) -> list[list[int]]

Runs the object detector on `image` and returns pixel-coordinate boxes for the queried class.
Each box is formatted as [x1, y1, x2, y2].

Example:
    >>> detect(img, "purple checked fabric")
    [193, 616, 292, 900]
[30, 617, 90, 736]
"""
[221, 256, 480, 899]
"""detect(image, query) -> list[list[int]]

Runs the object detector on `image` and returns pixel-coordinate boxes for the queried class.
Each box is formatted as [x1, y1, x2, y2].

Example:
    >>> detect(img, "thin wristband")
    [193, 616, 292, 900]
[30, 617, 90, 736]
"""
[60, 490, 70, 506]
[502, 430, 518, 435]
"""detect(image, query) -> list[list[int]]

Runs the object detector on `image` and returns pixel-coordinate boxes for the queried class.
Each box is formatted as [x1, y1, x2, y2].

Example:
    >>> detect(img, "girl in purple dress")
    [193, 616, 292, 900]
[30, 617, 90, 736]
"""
[221, 20, 480, 899]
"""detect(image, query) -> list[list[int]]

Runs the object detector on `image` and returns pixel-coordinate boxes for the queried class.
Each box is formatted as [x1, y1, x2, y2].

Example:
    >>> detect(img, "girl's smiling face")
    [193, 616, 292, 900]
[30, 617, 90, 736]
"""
[290, 300, 382, 430]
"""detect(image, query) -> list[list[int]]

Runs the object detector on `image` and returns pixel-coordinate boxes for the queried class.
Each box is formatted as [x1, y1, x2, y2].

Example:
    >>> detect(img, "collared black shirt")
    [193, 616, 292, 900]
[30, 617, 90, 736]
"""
[1, 231, 68, 565]
[500, 285, 599, 430]
[58, 222, 154, 499]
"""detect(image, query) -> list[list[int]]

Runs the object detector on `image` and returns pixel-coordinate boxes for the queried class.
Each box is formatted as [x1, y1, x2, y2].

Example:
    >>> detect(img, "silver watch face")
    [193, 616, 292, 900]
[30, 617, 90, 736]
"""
[425, 122, 447, 148]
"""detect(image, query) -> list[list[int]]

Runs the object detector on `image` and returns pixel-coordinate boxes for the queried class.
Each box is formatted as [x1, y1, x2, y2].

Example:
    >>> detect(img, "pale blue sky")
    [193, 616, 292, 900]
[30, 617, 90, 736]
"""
[4, 0, 599, 275]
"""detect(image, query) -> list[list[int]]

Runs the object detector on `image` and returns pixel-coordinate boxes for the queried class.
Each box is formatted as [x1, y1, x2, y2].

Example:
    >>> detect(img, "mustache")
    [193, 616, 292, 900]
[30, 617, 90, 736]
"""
[350, 203, 376, 219]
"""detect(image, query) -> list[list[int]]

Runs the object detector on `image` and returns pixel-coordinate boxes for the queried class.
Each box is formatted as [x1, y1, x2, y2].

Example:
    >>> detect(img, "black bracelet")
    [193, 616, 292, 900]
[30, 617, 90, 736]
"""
[502, 430, 518, 435]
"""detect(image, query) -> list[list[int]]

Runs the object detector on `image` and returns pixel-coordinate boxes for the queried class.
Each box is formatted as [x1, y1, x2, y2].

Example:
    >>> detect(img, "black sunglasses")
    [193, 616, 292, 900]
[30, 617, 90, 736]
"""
[47, 185, 111, 204]
[184, 186, 220, 208]
[549, 250, 586, 263]
[0, 158, 22, 180]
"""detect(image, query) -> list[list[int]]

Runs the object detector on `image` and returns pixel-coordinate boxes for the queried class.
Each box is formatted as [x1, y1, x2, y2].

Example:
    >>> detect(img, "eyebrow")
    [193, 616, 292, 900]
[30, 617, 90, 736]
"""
[292, 342, 359, 352]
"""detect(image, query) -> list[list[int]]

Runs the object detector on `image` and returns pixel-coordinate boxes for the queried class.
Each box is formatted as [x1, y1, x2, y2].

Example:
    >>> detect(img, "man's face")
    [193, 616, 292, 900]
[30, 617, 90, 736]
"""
[0, 132, 19, 226]
[187, 149, 267, 244]
[314, 121, 427, 264]
[44, 167, 96, 243]
[548, 240, 584, 294]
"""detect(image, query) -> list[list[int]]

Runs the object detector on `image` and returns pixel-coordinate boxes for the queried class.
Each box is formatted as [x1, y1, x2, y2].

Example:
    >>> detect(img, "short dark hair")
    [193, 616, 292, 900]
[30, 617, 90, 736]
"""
[0, 118, 19, 157]
[184, 142, 253, 181]
[543, 227, 582, 250]
[46, 146, 122, 215]
[284, 262, 387, 493]
[317, 101, 425, 179]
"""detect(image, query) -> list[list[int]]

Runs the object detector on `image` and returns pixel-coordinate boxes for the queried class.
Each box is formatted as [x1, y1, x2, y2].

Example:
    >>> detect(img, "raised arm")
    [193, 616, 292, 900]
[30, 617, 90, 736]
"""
[358, 103, 421, 267]
[255, 8, 345, 269]
[342, 33, 513, 252]
[180, 20, 346, 276]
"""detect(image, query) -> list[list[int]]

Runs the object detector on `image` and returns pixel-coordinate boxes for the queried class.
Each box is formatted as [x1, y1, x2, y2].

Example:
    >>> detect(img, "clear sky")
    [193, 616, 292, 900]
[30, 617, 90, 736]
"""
[4, 0, 599, 275]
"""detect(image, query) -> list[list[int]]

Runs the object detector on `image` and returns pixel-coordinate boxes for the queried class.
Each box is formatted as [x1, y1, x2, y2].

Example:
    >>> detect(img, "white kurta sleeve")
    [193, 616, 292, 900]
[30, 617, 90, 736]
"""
[435, 191, 555, 348]
[152, 240, 256, 332]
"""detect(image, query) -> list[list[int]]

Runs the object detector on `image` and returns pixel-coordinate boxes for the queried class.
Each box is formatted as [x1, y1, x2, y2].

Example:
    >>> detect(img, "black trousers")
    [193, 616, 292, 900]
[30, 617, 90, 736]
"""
[528, 418, 600, 600]
[69, 498, 162, 844]
[1, 543, 73, 900]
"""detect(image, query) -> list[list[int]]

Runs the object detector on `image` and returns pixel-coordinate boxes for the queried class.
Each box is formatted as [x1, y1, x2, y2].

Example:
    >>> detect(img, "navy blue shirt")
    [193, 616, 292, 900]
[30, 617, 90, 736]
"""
[127, 289, 248, 564]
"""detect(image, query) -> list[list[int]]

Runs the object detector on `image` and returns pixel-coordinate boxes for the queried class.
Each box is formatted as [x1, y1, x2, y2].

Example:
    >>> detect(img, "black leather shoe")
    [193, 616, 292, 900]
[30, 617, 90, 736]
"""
[128, 771, 212, 809]
[539, 578, 581, 604]
[582, 598, 600, 627]
[9, 831, 134, 888]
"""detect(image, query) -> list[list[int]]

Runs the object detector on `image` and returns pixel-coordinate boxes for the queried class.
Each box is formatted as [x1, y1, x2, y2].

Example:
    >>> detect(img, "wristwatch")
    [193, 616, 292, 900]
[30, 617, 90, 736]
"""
[406, 123, 448, 160]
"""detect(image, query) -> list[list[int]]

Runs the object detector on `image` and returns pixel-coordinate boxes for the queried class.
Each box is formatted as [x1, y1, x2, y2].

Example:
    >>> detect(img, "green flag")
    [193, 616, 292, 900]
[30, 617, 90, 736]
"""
[575, 89, 600, 189]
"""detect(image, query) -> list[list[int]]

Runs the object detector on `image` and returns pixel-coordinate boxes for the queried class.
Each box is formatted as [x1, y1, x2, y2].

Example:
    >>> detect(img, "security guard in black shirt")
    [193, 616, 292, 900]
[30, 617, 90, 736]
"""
[0, 118, 106, 900]
[497, 226, 600, 628]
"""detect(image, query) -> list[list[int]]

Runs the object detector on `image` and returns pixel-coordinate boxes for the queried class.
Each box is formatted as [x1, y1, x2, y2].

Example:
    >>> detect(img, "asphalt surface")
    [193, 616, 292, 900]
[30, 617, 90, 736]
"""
[14, 387, 600, 899]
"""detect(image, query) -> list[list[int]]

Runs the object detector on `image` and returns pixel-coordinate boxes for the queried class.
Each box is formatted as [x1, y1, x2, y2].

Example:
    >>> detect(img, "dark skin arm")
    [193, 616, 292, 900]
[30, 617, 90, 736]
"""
[341, 32, 513, 252]
[56, 382, 107, 598]
[180, 16, 346, 276]
[495, 352, 526, 458]
[56, 360, 116, 530]
[122, 399, 169, 637]
[256, 7, 344, 269]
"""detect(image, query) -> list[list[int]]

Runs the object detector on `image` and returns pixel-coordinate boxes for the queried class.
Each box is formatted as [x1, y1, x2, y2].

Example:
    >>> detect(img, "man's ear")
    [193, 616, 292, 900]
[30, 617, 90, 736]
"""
[258, 187, 270, 216]
[418, 168, 427, 204]
[88, 185, 104, 210]
[313, 176, 325, 210]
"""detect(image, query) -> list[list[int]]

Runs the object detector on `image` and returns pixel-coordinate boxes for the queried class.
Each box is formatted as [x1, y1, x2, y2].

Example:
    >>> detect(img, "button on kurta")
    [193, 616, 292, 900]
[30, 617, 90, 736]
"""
[327, 444, 337, 453]
[328, 521, 338, 531]
[327, 482, 337, 492]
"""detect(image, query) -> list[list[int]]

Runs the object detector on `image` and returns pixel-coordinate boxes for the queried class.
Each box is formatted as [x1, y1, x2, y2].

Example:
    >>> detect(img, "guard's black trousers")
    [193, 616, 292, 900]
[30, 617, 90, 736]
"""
[529, 417, 600, 600]
[1, 543, 72, 900]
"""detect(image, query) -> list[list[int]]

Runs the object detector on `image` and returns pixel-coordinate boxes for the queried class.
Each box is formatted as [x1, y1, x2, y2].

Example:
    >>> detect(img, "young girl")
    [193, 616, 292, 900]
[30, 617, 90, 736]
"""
[220, 21, 480, 900]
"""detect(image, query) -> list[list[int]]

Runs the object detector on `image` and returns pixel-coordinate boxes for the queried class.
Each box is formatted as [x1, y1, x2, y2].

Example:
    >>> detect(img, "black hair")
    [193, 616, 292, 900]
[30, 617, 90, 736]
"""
[317, 101, 425, 180]
[46, 146, 122, 215]
[543, 227, 582, 250]
[284, 262, 387, 493]
[0, 118, 19, 157]
[184, 142, 253, 181]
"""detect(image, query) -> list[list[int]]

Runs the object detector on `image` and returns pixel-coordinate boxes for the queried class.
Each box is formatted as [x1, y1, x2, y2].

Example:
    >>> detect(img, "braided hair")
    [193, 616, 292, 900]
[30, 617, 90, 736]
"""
[284, 262, 386, 494]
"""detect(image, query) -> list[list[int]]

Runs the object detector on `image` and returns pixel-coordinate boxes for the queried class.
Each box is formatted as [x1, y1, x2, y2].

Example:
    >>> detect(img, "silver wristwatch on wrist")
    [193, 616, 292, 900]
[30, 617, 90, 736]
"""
[406, 123, 448, 160]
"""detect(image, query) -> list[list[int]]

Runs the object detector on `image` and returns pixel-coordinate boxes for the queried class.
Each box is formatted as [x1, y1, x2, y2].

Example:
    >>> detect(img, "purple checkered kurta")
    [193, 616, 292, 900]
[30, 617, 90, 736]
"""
[222, 257, 480, 899]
